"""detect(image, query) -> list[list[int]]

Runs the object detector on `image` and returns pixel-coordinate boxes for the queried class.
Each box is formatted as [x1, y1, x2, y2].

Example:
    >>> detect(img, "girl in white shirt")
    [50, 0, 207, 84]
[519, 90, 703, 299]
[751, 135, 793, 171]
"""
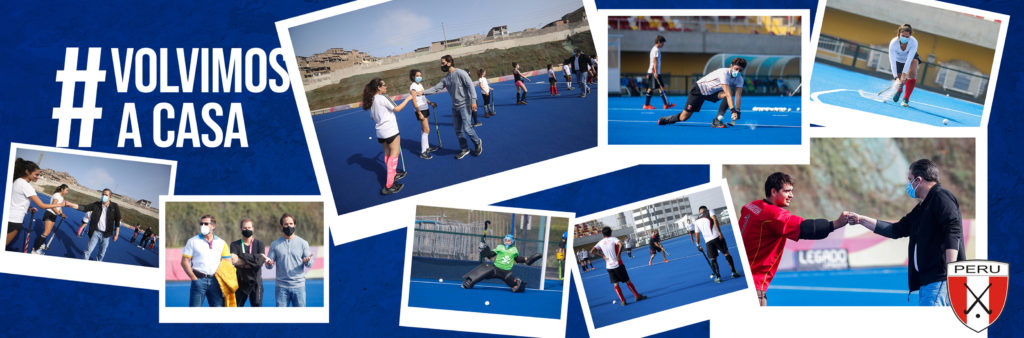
[362, 78, 416, 195]
[33, 184, 69, 253]
[6, 158, 67, 248]
[478, 68, 494, 118]
[888, 24, 921, 107]
[408, 69, 439, 159]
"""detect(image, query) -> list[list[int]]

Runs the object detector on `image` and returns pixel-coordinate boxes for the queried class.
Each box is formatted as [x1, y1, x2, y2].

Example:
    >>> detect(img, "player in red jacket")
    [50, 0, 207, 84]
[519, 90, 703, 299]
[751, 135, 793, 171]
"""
[739, 172, 856, 306]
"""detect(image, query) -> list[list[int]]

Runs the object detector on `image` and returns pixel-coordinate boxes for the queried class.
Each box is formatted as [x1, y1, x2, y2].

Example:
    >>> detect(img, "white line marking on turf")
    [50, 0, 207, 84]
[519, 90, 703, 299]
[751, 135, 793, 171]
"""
[809, 88, 849, 102]
[768, 285, 908, 294]
[411, 280, 562, 292]
[913, 101, 982, 117]
[608, 119, 800, 128]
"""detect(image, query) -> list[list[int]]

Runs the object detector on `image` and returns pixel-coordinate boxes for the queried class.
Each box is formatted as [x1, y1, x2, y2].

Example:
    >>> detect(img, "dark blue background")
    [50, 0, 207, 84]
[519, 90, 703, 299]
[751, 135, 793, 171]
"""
[0, 0, 1020, 336]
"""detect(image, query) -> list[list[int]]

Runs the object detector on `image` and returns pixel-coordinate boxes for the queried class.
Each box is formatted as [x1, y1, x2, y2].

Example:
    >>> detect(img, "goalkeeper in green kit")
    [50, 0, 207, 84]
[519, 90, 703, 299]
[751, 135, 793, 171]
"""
[462, 234, 542, 292]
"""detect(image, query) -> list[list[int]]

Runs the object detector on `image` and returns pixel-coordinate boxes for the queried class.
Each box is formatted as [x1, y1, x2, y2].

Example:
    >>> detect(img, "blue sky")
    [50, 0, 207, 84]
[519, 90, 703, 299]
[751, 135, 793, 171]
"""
[289, 0, 584, 57]
[15, 149, 173, 203]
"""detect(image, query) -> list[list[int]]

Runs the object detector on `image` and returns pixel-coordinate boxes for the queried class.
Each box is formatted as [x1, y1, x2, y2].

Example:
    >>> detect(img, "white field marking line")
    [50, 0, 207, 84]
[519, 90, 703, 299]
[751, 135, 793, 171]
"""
[819, 87, 983, 118]
[809, 88, 850, 102]
[913, 101, 982, 118]
[410, 279, 562, 292]
[608, 119, 800, 128]
[312, 109, 365, 124]
[768, 285, 908, 294]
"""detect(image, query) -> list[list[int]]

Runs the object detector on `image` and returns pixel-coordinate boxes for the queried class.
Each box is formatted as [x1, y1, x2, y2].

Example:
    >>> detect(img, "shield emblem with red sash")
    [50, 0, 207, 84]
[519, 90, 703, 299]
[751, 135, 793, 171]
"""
[947, 260, 1009, 332]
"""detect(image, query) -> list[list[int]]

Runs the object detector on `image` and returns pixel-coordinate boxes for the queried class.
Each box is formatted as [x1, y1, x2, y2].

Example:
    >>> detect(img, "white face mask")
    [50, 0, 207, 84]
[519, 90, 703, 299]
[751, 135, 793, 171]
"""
[200, 225, 211, 236]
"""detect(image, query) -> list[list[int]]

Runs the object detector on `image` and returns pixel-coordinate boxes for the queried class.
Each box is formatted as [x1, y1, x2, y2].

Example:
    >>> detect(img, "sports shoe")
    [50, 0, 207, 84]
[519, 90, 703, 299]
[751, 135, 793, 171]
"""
[664, 103, 676, 109]
[472, 142, 483, 157]
[711, 117, 727, 128]
[663, 259, 669, 263]
[419, 152, 433, 160]
[455, 149, 470, 160]
[395, 171, 407, 180]
[893, 87, 903, 102]
[714, 277, 722, 283]
[731, 271, 741, 278]
[426, 146, 438, 153]
[636, 294, 648, 302]
[901, 98, 909, 107]
[473, 122, 483, 127]
[380, 183, 404, 195]
[642, 104, 656, 110]
[658, 114, 679, 125]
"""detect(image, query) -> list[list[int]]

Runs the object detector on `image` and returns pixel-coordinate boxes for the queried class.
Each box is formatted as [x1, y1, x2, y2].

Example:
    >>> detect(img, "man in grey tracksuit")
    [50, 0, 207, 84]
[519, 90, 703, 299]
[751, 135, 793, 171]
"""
[423, 55, 483, 159]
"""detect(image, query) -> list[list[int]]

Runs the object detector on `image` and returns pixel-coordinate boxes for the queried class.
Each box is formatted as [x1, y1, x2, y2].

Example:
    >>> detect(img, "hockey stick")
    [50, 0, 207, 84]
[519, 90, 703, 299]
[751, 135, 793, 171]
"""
[41, 216, 67, 254]
[23, 210, 36, 253]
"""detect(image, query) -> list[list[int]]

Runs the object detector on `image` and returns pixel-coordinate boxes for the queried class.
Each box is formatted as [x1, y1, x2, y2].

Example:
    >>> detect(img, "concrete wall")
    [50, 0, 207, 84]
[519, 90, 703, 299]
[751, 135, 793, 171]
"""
[820, 7, 997, 74]
[829, 0, 1000, 48]
[615, 30, 801, 55]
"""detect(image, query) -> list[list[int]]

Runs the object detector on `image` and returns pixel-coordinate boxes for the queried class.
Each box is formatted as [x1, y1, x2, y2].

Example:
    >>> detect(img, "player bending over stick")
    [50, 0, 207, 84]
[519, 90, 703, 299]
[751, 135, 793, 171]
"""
[658, 58, 746, 128]
[462, 234, 541, 292]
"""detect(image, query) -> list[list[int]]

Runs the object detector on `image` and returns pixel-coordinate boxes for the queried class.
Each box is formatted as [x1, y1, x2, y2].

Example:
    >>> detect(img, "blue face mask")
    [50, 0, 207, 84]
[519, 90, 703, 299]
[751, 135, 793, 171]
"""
[731, 70, 740, 77]
[101, 195, 109, 203]
[905, 179, 920, 198]
[899, 36, 909, 44]
[415, 76, 422, 83]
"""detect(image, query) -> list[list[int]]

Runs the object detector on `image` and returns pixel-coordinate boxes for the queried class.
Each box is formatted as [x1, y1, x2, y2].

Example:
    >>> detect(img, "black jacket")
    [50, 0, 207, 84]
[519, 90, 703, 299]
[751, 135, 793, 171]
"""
[230, 239, 265, 289]
[566, 53, 591, 73]
[78, 201, 121, 238]
[876, 183, 966, 292]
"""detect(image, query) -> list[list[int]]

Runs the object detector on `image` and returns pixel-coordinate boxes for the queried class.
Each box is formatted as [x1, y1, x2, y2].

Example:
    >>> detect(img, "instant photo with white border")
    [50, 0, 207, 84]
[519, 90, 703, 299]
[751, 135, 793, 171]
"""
[399, 205, 575, 337]
[807, 0, 1009, 130]
[274, 0, 603, 245]
[0, 143, 176, 290]
[158, 195, 329, 323]
[569, 179, 756, 337]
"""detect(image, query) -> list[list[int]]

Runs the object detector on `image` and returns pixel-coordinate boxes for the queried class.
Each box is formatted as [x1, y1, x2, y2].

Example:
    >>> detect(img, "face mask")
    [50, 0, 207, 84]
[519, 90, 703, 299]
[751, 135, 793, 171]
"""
[415, 76, 422, 83]
[441, 64, 450, 72]
[899, 36, 909, 44]
[731, 70, 740, 77]
[101, 195, 109, 203]
[200, 225, 211, 236]
[241, 229, 253, 238]
[905, 179, 920, 198]
[282, 226, 296, 236]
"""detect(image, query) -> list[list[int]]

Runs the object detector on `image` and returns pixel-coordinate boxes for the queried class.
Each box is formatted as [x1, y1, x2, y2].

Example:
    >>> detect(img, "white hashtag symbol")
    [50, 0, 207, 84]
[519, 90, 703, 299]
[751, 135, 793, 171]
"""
[53, 47, 106, 147]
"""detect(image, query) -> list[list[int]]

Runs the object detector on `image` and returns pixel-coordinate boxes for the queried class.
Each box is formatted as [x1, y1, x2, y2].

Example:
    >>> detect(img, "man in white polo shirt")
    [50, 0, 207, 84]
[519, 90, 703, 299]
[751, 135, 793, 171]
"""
[181, 214, 231, 307]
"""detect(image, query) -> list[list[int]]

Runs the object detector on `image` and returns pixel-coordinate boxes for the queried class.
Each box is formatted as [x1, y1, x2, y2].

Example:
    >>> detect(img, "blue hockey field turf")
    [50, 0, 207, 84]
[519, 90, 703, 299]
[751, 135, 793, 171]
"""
[767, 266, 918, 306]
[313, 80, 596, 215]
[166, 279, 325, 307]
[5, 192, 158, 267]
[608, 96, 801, 145]
[578, 225, 748, 328]
[407, 277, 565, 319]
[810, 62, 983, 127]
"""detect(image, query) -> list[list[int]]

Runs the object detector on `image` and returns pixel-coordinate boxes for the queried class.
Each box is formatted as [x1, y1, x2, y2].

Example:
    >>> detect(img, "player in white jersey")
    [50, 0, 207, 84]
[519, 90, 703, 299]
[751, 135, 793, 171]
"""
[888, 24, 922, 107]
[589, 226, 647, 306]
[643, 35, 676, 110]
[409, 69, 439, 159]
[690, 206, 740, 283]
[658, 58, 747, 128]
